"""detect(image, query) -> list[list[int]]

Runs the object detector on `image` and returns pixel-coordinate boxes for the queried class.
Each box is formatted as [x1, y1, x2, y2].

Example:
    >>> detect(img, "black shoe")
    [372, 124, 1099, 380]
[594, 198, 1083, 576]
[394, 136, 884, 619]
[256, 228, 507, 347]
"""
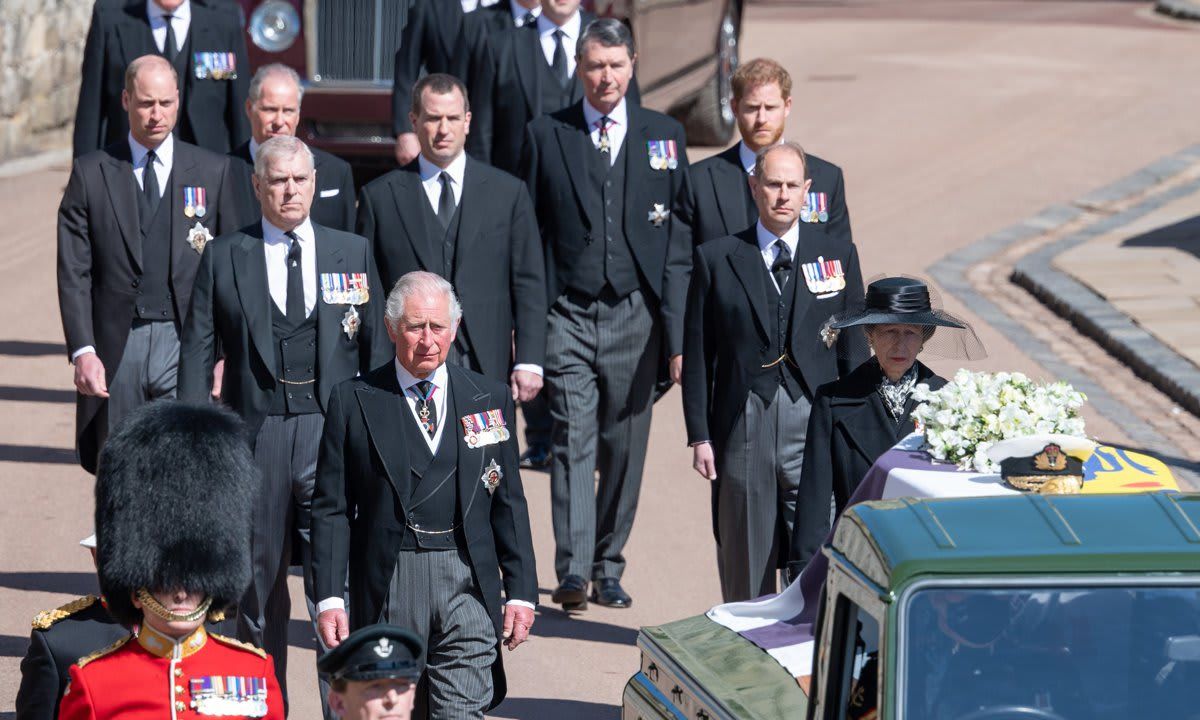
[519, 444, 551, 470]
[590, 577, 632, 608]
[551, 575, 588, 610]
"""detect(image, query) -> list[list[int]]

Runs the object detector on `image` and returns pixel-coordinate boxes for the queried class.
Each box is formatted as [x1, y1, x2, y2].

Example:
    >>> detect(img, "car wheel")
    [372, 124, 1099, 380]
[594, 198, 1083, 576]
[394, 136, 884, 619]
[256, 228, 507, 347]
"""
[679, 2, 740, 147]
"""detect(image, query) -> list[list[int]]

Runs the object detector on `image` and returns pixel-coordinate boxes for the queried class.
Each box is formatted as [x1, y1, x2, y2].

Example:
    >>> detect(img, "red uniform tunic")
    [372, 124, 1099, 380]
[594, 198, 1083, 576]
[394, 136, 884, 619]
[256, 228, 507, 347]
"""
[59, 624, 284, 720]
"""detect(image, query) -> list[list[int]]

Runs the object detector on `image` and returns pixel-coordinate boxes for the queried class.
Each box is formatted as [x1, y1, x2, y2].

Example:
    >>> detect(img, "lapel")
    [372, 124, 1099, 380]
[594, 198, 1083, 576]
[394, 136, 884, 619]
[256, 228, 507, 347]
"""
[787, 231, 836, 358]
[553, 104, 597, 231]
[726, 228, 771, 341]
[514, 26, 540, 117]
[446, 364, 490, 516]
[388, 165, 440, 272]
[116, 2, 157, 67]
[231, 141, 253, 165]
[452, 158, 487, 282]
[355, 367, 411, 507]
[622, 106, 649, 233]
[433, 0, 460, 67]
[314, 225, 347, 383]
[169, 142, 199, 275]
[99, 143, 143, 270]
[710, 145, 754, 234]
[230, 227, 275, 377]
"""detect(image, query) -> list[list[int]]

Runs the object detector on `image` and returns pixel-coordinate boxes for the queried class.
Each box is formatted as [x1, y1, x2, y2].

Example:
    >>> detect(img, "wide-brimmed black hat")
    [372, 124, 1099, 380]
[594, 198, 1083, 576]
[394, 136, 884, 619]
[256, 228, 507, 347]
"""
[826, 276, 986, 360]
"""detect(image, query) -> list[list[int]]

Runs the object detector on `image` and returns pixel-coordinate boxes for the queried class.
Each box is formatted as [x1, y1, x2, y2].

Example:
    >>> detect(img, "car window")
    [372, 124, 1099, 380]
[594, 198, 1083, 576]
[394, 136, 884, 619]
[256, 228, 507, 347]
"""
[827, 594, 881, 720]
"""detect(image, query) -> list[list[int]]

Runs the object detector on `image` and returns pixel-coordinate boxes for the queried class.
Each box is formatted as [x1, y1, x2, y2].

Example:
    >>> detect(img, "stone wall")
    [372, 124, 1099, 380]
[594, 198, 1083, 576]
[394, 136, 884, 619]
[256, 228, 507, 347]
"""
[0, 0, 92, 162]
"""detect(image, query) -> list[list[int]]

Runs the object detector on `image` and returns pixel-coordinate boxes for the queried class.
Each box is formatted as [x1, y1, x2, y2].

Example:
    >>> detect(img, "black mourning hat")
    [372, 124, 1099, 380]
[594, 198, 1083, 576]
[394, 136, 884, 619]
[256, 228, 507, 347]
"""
[317, 625, 424, 682]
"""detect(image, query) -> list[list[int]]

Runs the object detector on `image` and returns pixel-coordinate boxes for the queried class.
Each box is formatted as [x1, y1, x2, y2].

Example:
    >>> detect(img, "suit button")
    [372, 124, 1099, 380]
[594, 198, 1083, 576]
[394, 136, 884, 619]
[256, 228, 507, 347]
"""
[131, 279, 140, 288]
[175, 701, 186, 711]
[282, 341, 289, 347]
[175, 684, 185, 693]
[288, 393, 294, 399]
[161, 311, 168, 317]
[309, 341, 315, 347]
[307, 366, 313, 372]
[606, 216, 613, 224]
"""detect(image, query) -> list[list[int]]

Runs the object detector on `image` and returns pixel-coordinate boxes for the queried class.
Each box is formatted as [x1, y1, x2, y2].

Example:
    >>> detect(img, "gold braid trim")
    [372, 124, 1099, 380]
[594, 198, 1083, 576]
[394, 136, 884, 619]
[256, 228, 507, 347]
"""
[77, 635, 131, 668]
[210, 632, 268, 658]
[32, 595, 98, 630]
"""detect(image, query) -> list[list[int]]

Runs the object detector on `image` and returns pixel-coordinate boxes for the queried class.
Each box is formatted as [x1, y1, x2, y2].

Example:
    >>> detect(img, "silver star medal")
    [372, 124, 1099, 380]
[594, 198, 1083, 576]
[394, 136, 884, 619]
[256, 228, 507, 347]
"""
[481, 459, 503, 494]
[819, 319, 840, 349]
[187, 221, 213, 254]
[648, 203, 670, 227]
[341, 305, 360, 339]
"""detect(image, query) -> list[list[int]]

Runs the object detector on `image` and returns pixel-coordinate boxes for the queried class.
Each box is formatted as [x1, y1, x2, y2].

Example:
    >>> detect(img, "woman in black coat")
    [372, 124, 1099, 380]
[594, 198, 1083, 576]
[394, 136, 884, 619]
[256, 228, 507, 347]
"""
[789, 277, 984, 575]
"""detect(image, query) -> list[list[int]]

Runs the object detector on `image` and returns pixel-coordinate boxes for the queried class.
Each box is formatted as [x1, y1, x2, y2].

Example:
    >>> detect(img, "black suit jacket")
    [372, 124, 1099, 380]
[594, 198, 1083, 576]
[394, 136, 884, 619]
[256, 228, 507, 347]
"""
[177, 223, 391, 442]
[392, 0, 468, 137]
[227, 142, 357, 232]
[521, 101, 691, 355]
[311, 362, 537, 708]
[789, 360, 946, 573]
[356, 157, 546, 382]
[677, 143, 852, 247]
[57, 139, 242, 474]
[681, 227, 868, 452]
[73, 0, 250, 157]
[15, 597, 127, 720]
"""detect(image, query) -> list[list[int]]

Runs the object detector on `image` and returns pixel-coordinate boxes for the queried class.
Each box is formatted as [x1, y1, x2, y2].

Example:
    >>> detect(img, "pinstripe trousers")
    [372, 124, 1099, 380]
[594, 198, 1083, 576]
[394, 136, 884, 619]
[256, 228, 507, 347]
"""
[238, 412, 324, 708]
[385, 547, 498, 720]
[547, 288, 660, 581]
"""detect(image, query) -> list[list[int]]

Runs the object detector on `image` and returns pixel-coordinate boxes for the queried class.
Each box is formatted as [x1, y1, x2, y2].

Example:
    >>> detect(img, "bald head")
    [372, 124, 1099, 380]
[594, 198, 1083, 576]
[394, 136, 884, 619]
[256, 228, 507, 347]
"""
[122, 55, 179, 149]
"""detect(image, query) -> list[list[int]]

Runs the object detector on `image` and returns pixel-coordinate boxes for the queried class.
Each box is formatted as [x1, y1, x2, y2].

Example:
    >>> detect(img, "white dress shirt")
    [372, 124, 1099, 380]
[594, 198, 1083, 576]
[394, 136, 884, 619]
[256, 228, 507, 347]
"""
[738, 141, 758, 175]
[262, 217, 318, 316]
[509, 0, 540, 25]
[756, 220, 800, 293]
[418, 152, 467, 214]
[71, 133, 176, 361]
[316, 360, 535, 613]
[537, 11, 581, 77]
[582, 97, 628, 168]
[147, 0, 191, 55]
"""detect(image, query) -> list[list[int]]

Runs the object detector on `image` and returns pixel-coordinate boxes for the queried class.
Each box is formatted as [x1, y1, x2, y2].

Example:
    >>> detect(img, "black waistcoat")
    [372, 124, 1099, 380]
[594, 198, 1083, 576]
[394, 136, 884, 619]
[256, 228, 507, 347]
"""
[136, 173, 176, 320]
[534, 50, 576, 115]
[268, 301, 320, 415]
[399, 388, 462, 551]
[749, 262, 805, 404]
[417, 188, 464, 279]
[570, 141, 639, 299]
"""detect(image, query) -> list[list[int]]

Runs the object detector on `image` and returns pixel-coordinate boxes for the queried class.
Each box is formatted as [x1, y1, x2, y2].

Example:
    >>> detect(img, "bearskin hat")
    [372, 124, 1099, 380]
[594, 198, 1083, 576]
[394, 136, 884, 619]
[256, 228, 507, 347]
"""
[94, 401, 257, 626]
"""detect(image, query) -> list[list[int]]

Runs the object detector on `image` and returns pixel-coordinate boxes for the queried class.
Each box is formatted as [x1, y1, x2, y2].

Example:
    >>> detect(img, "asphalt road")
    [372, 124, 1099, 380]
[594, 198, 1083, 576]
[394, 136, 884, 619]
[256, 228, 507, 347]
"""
[3, 2, 1200, 718]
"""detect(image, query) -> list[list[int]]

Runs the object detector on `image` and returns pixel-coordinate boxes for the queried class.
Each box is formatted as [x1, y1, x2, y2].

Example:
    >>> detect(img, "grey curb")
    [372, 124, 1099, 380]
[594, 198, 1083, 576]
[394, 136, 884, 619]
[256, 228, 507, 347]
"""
[1157, 0, 1200, 21]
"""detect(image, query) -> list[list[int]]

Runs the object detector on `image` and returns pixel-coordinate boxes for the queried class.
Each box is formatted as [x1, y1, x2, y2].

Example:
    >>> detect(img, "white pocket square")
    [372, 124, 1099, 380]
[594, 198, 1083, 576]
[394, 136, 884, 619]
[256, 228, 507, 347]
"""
[319, 188, 340, 198]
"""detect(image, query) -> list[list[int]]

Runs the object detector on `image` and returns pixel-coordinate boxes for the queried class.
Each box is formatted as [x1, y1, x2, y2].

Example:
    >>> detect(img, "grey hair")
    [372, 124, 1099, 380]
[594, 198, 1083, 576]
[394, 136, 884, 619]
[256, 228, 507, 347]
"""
[248, 63, 304, 105]
[577, 18, 636, 61]
[753, 141, 808, 180]
[254, 135, 315, 180]
[125, 54, 178, 94]
[385, 271, 463, 329]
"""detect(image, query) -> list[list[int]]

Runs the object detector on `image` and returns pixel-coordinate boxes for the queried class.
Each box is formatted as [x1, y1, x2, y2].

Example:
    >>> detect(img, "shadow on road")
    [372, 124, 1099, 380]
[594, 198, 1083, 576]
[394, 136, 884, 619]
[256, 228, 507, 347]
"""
[1122, 214, 1200, 259]
[0, 385, 75, 403]
[489, 698, 618, 719]
[0, 341, 66, 357]
[289, 617, 318, 652]
[533, 607, 639, 646]
[0, 444, 77, 464]
[0, 572, 98, 596]
[0, 634, 30, 658]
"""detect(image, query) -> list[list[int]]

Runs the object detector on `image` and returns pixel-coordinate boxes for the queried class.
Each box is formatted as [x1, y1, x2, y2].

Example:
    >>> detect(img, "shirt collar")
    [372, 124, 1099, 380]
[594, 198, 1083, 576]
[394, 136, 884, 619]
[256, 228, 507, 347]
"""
[511, 0, 540, 24]
[147, 0, 190, 23]
[128, 132, 174, 169]
[417, 151, 467, 186]
[395, 359, 449, 394]
[738, 141, 757, 174]
[137, 623, 207, 659]
[261, 215, 315, 247]
[537, 9, 580, 39]
[583, 97, 628, 132]
[249, 137, 260, 160]
[755, 219, 799, 255]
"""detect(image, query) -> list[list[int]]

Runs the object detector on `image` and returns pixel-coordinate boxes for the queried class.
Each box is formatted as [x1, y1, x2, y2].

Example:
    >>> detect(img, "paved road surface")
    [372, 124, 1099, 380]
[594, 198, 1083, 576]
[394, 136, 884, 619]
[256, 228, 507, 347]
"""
[3, 2, 1199, 718]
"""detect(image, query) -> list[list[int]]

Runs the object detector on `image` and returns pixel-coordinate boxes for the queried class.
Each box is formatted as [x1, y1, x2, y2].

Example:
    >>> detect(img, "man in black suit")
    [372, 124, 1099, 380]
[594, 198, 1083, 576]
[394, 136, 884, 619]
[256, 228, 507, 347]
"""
[463, 0, 541, 45]
[73, 0, 250, 157]
[58, 54, 242, 475]
[521, 20, 691, 610]
[229, 64, 356, 231]
[392, 0, 468, 166]
[358, 73, 546, 405]
[178, 135, 391, 702]
[682, 142, 867, 603]
[313, 271, 537, 719]
[676, 58, 852, 248]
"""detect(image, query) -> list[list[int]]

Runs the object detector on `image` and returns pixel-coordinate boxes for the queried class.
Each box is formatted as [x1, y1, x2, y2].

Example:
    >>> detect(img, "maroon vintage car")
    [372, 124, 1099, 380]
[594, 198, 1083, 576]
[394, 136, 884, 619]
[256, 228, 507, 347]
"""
[236, 0, 740, 168]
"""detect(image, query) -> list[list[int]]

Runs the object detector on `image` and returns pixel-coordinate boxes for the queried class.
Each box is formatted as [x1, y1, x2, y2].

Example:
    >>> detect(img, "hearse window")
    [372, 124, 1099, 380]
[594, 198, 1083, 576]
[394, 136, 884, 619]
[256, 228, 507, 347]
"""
[826, 594, 881, 720]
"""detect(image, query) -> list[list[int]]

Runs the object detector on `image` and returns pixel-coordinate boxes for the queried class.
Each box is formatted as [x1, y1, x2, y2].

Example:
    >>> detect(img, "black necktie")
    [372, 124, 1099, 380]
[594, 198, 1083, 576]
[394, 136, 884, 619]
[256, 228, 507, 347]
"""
[412, 381, 437, 439]
[162, 14, 179, 63]
[436, 172, 456, 229]
[140, 150, 160, 228]
[771, 240, 792, 292]
[285, 231, 305, 323]
[520, 11, 536, 27]
[551, 29, 569, 87]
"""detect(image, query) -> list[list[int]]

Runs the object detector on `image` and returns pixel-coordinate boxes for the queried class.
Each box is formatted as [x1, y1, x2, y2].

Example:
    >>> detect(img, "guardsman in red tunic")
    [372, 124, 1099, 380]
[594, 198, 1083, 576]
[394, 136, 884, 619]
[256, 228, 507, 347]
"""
[57, 400, 280, 720]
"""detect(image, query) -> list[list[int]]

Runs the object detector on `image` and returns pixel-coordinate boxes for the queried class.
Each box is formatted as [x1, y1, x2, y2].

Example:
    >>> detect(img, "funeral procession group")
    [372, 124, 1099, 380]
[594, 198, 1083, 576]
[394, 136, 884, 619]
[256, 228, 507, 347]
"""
[14, 0, 1166, 718]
